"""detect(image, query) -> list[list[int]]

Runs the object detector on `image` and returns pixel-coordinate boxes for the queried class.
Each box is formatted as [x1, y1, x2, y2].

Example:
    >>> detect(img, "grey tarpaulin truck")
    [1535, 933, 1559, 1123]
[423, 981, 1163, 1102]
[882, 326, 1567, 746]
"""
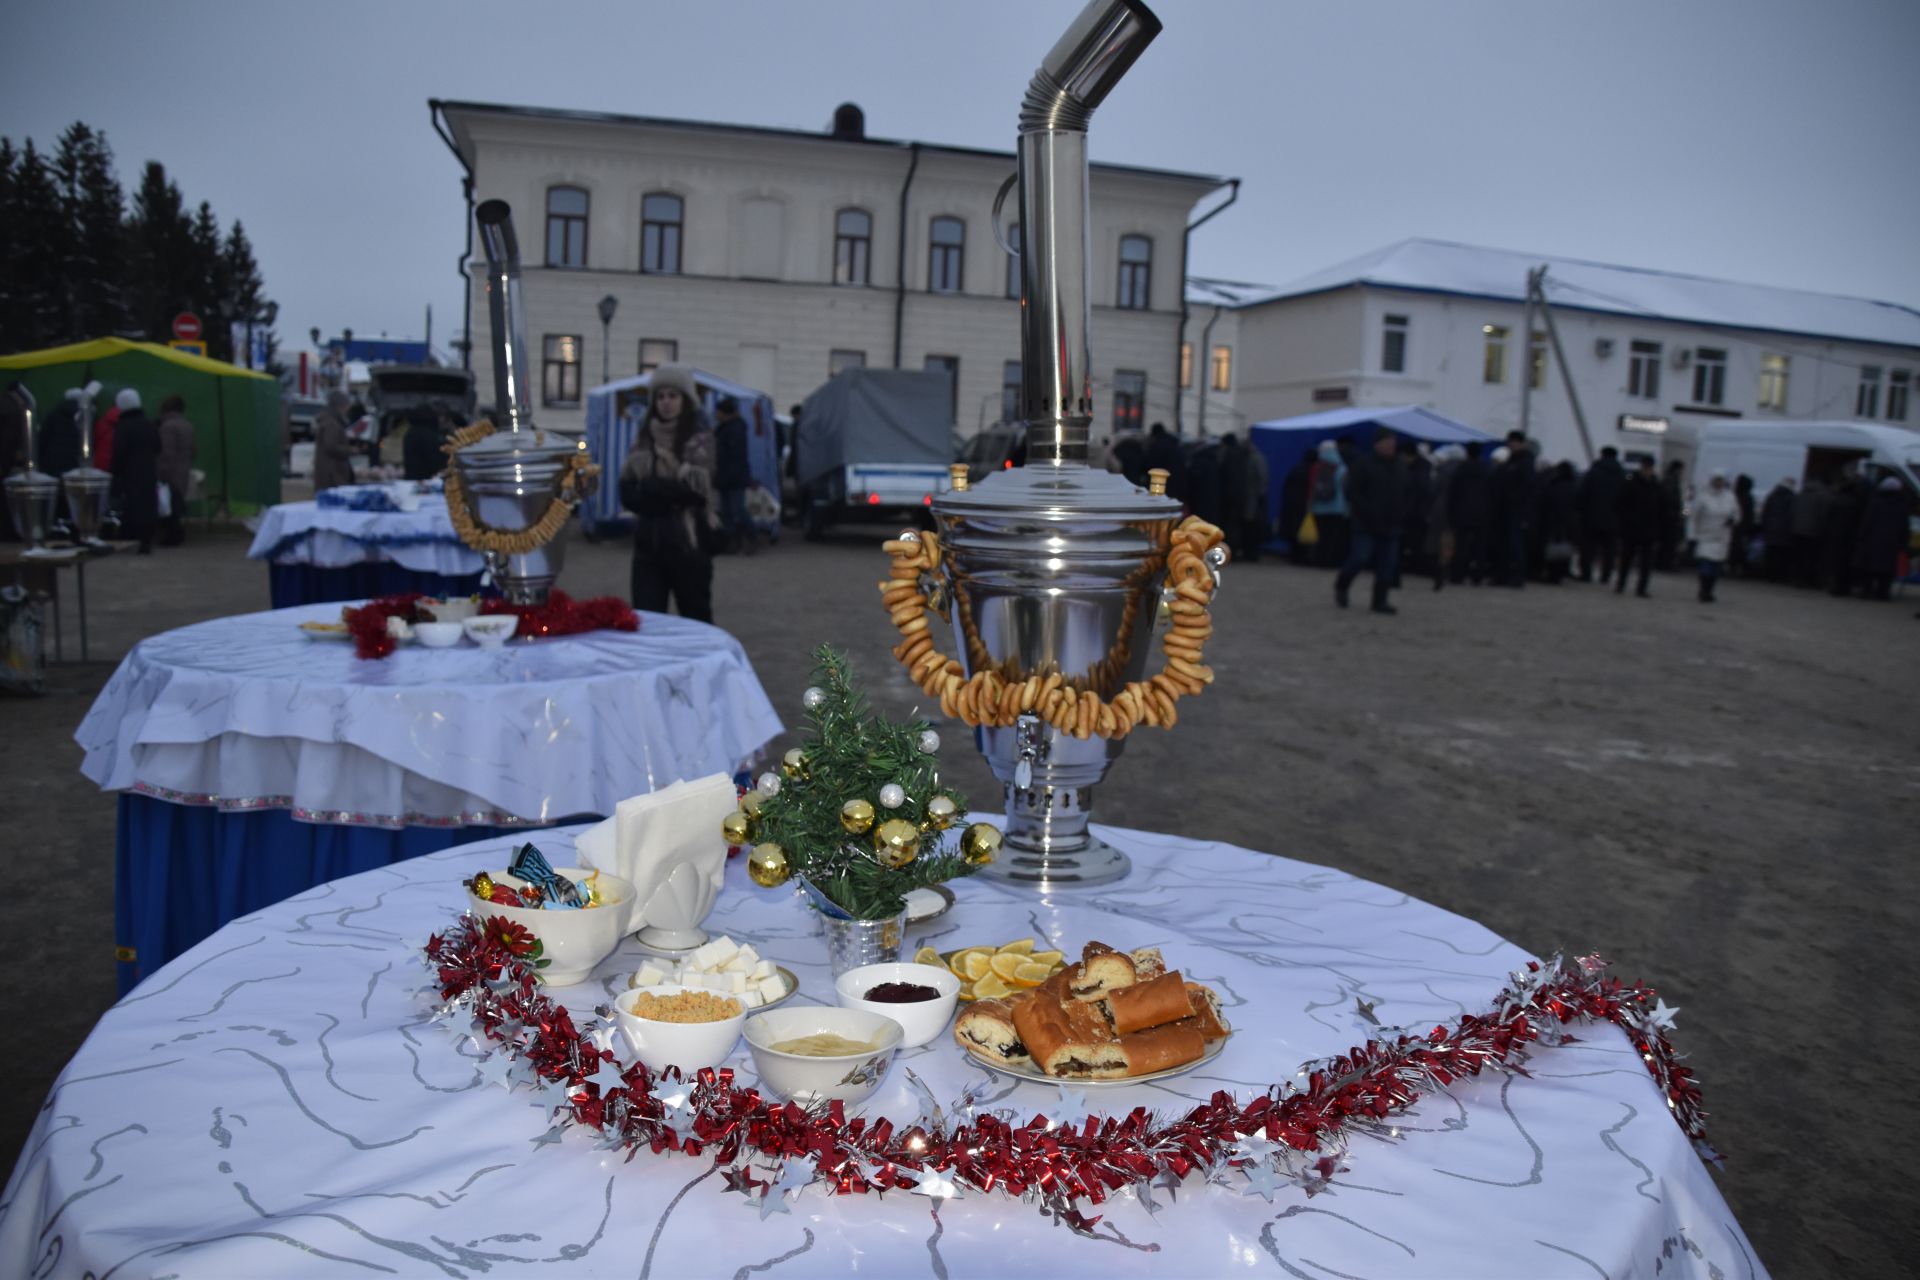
[794, 368, 955, 539]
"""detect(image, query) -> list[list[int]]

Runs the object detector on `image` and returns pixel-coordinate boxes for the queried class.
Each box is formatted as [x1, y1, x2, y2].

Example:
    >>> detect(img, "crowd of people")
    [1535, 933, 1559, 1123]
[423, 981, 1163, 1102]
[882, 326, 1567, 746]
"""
[1, 380, 198, 553]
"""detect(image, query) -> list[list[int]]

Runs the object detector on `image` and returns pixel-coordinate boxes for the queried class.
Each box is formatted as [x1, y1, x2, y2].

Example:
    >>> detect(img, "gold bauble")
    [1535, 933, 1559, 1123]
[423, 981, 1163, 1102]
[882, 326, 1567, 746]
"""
[781, 747, 809, 781]
[747, 842, 791, 888]
[924, 794, 959, 831]
[873, 818, 921, 868]
[960, 822, 1002, 866]
[741, 791, 764, 819]
[720, 809, 752, 846]
[840, 798, 876, 835]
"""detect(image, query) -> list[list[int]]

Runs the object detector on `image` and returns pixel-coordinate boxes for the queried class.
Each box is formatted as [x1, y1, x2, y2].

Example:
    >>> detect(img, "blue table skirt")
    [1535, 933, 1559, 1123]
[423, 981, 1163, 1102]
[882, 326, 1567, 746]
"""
[113, 794, 541, 994]
[267, 562, 486, 609]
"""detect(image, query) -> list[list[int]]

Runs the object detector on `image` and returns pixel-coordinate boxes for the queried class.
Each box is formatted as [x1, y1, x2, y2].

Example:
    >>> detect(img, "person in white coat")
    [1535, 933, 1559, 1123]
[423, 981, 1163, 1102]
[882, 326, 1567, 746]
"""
[1690, 470, 1740, 603]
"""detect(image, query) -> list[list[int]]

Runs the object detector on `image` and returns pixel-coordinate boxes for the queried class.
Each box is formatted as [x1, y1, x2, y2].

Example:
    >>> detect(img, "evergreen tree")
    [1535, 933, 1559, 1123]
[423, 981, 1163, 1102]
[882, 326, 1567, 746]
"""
[223, 220, 275, 369]
[1, 141, 69, 354]
[126, 160, 194, 343]
[189, 201, 231, 359]
[53, 122, 127, 339]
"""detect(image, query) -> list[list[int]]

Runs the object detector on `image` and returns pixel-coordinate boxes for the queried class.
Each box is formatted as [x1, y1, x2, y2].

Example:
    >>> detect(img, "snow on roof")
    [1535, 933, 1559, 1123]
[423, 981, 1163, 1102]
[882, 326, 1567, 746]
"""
[1185, 276, 1279, 308]
[1231, 238, 1920, 350]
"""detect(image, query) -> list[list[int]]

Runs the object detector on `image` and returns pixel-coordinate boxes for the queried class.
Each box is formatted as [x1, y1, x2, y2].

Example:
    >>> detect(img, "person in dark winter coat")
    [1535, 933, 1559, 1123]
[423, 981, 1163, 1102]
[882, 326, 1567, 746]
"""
[1730, 475, 1757, 577]
[1426, 445, 1463, 589]
[1821, 473, 1868, 596]
[1657, 460, 1687, 571]
[1576, 446, 1625, 582]
[402, 404, 445, 481]
[712, 396, 754, 551]
[1853, 477, 1913, 600]
[1447, 443, 1493, 584]
[1759, 478, 1796, 582]
[1614, 457, 1661, 597]
[109, 388, 161, 553]
[1185, 437, 1226, 529]
[1537, 462, 1577, 584]
[1333, 428, 1408, 614]
[1143, 422, 1184, 501]
[619, 365, 718, 620]
[1489, 443, 1535, 586]
[156, 394, 197, 546]
[1280, 449, 1313, 564]
[1792, 476, 1832, 587]
[1400, 442, 1431, 579]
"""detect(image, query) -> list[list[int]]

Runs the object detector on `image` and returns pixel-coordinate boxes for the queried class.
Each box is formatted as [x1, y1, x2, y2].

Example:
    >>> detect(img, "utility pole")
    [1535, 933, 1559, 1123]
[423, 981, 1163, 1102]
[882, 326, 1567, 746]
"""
[1517, 266, 1538, 445]
[1531, 268, 1597, 464]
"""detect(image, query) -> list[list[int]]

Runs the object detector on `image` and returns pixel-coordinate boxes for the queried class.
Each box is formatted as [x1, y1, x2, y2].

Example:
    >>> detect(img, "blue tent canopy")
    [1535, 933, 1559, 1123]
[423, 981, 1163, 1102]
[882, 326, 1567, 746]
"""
[1249, 405, 1497, 548]
[581, 369, 779, 536]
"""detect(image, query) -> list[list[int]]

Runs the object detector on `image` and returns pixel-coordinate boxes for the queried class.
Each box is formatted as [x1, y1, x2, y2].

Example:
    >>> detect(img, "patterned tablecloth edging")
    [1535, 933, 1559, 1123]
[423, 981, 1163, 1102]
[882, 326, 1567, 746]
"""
[125, 780, 556, 831]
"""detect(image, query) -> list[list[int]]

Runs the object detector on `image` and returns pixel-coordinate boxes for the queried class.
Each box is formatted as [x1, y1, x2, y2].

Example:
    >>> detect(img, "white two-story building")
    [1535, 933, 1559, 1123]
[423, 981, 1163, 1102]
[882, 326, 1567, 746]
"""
[1203, 238, 1920, 464]
[429, 100, 1232, 440]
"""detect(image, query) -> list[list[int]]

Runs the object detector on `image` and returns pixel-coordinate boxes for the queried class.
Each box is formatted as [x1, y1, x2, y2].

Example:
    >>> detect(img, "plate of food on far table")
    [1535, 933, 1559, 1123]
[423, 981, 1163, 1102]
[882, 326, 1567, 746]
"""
[951, 941, 1231, 1085]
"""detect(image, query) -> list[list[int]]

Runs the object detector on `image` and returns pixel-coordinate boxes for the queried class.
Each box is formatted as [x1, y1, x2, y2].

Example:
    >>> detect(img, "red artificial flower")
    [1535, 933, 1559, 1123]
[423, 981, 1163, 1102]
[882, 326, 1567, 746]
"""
[483, 916, 539, 957]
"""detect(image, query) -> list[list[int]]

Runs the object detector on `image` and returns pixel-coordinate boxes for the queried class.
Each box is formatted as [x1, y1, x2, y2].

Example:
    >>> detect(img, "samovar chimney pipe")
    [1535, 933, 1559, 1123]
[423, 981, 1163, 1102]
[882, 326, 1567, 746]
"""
[475, 199, 534, 434]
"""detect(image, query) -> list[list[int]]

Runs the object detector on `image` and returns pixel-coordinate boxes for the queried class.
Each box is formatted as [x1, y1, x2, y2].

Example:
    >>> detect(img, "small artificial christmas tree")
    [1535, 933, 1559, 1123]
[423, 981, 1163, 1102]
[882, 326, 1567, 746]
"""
[723, 645, 1000, 921]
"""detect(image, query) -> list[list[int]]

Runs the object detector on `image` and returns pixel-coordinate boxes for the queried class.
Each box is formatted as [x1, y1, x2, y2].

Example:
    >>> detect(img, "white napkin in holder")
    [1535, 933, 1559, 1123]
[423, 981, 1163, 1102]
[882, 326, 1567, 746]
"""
[576, 774, 735, 951]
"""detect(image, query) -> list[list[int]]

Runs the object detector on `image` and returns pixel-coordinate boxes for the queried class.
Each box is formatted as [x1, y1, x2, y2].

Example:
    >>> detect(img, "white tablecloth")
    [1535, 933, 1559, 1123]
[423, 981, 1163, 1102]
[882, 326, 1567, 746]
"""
[76, 604, 784, 827]
[248, 496, 485, 575]
[0, 826, 1762, 1278]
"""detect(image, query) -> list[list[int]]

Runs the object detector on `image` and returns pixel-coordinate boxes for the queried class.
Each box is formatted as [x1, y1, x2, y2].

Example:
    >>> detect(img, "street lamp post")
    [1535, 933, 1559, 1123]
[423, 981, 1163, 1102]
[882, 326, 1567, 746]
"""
[597, 295, 618, 387]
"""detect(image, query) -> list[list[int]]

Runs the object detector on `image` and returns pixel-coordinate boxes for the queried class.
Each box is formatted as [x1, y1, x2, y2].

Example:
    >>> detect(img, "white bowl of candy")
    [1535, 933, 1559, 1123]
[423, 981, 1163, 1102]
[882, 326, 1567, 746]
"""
[465, 860, 636, 985]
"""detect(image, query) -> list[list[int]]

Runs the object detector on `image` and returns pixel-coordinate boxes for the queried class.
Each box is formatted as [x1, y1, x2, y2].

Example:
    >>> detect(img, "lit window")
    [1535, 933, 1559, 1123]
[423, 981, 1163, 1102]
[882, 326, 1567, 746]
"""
[1113, 369, 1146, 433]
[641, 193, 683, 274]
[1628, 340, 1661, 399]
[1382, 314, 1408, 373]
[542, 334, 581, 406]
[545, 186, 588, 268]
[834, 208, 871, 286]
[1001, 360, 1022, 423]
[1482, 324, 1508, 384]
[928, 217, 964, 294]
[1693, 348, 1727, 406]
[1857, 366, 1882, 418]
[1179, 342, 1192, 389]
[1758, 354, 1790, 411]
[1889, 369, 1911, 422]
[1117, 235, 1151, 310]
[1529, 331, 1548, 390]
[638, 338, 677, 375]
[829, 349, 866, 377]
[1210, 346, 1231, 392]
[1005, 224, 1021, 299]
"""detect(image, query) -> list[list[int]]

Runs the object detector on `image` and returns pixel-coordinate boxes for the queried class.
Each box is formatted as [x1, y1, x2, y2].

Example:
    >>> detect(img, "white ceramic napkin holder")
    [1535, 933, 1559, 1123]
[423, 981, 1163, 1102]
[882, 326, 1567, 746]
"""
[576, 774, 735, 951]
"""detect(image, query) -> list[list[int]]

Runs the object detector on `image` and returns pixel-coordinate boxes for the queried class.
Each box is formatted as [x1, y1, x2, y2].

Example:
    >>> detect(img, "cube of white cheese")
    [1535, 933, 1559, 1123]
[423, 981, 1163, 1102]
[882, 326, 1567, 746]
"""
[738, 988, 764, 1009]
[754, 973, 788, 1003]
[632, 962, 668, 987]
[726, 971, 748, 993]
[748, 960, 776, 981]
[696, 937, 740, 971]
[732, 944, 760, 972]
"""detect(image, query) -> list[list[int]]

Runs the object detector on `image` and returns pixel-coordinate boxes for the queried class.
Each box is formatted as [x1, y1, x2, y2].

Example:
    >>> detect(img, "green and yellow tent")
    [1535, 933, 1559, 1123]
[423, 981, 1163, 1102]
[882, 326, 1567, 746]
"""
[0, 337, 281, 515]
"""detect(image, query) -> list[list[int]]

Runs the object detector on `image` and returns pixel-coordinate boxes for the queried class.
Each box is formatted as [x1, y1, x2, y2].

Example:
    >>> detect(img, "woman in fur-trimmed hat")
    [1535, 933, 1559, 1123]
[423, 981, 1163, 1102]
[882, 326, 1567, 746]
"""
[617, 364, 719, 621]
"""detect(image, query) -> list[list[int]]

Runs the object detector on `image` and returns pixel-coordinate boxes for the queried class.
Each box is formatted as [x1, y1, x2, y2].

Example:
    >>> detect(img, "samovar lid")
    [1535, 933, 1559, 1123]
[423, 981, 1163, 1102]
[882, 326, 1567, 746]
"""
[933, 463, 1180, 524]
[2, 467, 59, 495]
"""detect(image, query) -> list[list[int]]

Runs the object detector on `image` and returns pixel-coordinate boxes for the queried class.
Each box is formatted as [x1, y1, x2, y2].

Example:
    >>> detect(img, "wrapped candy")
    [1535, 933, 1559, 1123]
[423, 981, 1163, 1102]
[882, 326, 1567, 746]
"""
[507, 842, 590, 909]
[468, 871, 497, 900]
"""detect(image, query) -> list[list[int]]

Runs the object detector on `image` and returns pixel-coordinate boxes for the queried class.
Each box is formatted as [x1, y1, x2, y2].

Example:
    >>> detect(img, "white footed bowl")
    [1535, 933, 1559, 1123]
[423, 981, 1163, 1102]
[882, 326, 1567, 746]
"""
[744, 1006, 903, 1106]
[833, 962, 961, 1048]
[614, 984, 747, 1077]
[414, 621, 465, 648]
[462, 614, 518, 647]
[465, 866, 636, 985]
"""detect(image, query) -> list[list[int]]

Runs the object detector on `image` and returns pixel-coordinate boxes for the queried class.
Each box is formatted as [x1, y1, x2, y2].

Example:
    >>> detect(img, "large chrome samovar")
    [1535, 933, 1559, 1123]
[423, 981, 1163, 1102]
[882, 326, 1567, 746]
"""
[447, 198, 595, 605]
[3, 400, 59, 549]
[931, 0, 1206, 888]
[63, 381, 112, 542]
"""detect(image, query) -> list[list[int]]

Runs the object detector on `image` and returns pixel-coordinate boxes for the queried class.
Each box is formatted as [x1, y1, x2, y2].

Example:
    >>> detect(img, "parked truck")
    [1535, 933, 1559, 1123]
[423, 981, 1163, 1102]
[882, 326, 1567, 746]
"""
[794, 368, 955, 539]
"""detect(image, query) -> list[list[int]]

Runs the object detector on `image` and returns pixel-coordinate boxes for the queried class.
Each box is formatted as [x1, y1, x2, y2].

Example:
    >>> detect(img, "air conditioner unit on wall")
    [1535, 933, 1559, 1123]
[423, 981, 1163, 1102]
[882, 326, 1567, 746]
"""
[1594, 338, 1615, 358]
[1671, 348, 1693, 370]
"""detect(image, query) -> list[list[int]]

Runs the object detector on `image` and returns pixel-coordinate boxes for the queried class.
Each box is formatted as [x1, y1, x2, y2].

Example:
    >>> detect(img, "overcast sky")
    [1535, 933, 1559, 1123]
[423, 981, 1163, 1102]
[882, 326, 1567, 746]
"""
[7, 0, 1917, 356]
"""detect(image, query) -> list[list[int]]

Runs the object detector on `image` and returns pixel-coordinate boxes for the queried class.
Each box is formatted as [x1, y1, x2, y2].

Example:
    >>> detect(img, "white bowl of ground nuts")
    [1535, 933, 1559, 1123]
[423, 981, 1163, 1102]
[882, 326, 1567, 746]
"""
[613, 984, 747, 1077]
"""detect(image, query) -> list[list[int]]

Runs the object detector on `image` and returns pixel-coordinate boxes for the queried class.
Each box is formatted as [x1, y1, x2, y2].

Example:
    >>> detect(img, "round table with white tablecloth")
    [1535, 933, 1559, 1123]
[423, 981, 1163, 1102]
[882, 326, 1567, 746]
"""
[247, 492, 486, 607]
[76, 604, 782, 991]
[0, 824, 1764, 1279]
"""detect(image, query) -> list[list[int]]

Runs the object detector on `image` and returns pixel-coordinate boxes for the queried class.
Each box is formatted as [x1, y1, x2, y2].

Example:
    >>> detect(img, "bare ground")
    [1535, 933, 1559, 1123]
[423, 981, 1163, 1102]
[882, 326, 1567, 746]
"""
[4, 522, 1916, 1275]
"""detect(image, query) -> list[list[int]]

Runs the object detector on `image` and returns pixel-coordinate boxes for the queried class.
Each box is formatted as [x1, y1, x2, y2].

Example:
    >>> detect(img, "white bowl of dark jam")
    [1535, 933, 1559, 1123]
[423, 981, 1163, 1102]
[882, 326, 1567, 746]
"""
[833, 961, 961, 1048]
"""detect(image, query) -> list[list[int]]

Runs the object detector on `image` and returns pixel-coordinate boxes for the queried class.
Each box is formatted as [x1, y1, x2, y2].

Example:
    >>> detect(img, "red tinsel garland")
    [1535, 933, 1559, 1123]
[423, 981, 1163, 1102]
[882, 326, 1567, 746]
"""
[346, 592, 638, 659]
[422, 914, 1714, 1232]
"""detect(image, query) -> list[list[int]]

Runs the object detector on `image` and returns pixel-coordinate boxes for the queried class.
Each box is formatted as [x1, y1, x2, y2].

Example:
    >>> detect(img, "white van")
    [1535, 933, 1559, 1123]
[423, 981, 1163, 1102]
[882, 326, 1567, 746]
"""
[1683, 420, 1920, 543]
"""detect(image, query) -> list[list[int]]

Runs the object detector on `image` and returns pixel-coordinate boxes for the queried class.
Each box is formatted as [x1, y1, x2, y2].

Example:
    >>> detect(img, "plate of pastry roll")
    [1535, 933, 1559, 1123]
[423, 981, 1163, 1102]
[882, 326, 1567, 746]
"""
[951, 941, 1231, 1083]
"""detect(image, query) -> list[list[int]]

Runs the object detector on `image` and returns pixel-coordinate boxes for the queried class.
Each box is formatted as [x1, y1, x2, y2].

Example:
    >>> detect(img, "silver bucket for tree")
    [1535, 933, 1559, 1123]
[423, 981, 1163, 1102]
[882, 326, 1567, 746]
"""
[443, 199, 597, 606]
[924, 0, 1224, 889]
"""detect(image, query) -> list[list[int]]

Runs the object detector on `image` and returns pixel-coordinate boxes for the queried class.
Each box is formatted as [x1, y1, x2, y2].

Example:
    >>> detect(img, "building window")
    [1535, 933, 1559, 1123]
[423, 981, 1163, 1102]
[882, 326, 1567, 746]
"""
[1113, 369, 1146, 433]
[1117, 235, 1151, 310]
[1380, 314, 1408, 373]
[1628, 340, 1661, 399]
[829, 348, 866, 378]
[1179, 342, 1192, 389]
[1005, 224, 1022, 299]
[1528, 331, 1548, 390]
[1690, 347, 1727, 406]
[641, 192, 683, 274]
[1481, 324, 1508, 384]
[1758, 354, 1790, 410]
[1857, 365, 1882, 418]
[542, 334, 581, 406]
[924, 355, 959, 419]
[834, 208, 871, 286]
[545, 186, 588, 268]
[1209, 346, 1232, 392]
[928, 217, 965, 294]
[1001, 360, 1022, 424]
[1312, 386, 1351, 405]
[1889, 369, 1911, 422]
[638, 338, 677, 375]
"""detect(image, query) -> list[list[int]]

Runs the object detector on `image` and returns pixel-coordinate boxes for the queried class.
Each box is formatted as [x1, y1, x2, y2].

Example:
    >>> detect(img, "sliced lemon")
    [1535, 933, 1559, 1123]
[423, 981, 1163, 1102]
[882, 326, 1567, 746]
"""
[913, 946, 943, 968]
[1028, 950, 1064, 967]
[989, 953, 1029, 984]
[962, 951, 993, 982]
[972, 972, 1014, 1000]
[995, 938, 1036, 955]
[955, 985, 978, 1002]
[1013, 960, 1056, 986]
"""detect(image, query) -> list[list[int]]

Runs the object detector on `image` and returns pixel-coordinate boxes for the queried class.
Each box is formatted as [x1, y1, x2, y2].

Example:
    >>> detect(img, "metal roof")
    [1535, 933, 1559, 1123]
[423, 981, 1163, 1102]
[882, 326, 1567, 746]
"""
[1228, 238, 1920, 350]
